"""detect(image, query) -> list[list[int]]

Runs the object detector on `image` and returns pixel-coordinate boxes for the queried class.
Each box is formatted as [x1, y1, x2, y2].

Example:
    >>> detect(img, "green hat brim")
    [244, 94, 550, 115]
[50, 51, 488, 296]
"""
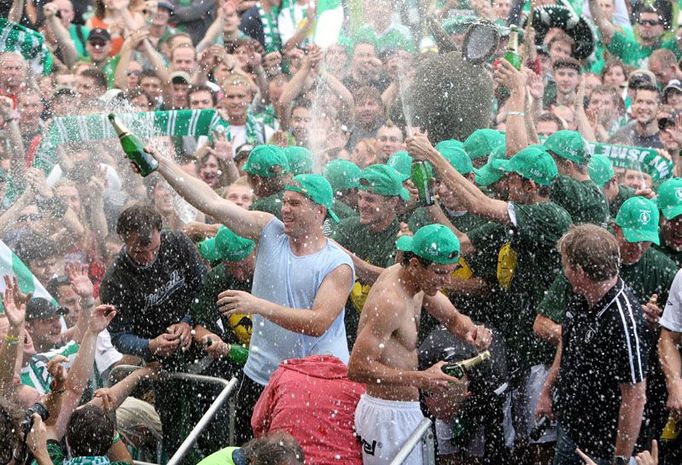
[399, 187, 411, 202]
[198, 239, 222, 262]
[662, 205, 682, 221]
[622, 228, 660, 246]
[285, 184, 340, 223]
[395, 235, 460, 265]
[475, 165, 504, 187]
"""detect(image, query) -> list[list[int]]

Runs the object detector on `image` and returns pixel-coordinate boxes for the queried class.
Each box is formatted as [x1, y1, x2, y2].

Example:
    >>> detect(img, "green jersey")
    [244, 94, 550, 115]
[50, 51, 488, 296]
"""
[191, 263, 253, 346]
[540, 247, 678, 323]
[250, 190, 284, 219]
[653, 241, 682, 269]
[550, 175, 609, 226]
[606, 30, 678, 68]
[497, 201, 572, 370]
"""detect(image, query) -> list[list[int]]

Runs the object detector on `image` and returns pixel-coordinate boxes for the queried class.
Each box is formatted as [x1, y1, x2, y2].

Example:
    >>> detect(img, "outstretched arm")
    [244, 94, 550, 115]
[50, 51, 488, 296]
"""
[151, 147, 272, 240]
[588, 0, 616, 44]
[423, 291, 492, 350]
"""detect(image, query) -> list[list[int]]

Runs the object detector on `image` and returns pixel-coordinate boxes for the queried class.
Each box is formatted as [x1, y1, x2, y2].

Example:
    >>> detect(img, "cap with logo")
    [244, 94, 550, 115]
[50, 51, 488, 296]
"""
[283, 146, 313, 175]
[588, 154, 615, 188]
[499, 145, 557, 186]
[396, 224, 461, 265]
[387, 151, 413, 179]
[615, 196, 660, 244]
[463, 129, 505, 161]
[242, 145, 290, 177]
[25, 297, 68, 321]
[359, 164, 411, 202]
[323, 159, 361, 193]
[88, 28, 111, 43]
[657, 178, 682, 220]
[198, 225, 255, 263]
[544, 130, 589, 165]
[285, 174, 339, 222]
[475, 145, 508, 187]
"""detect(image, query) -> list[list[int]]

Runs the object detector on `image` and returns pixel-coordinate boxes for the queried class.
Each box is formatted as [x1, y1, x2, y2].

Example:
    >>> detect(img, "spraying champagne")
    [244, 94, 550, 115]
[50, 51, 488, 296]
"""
[108, 113, 159, 176]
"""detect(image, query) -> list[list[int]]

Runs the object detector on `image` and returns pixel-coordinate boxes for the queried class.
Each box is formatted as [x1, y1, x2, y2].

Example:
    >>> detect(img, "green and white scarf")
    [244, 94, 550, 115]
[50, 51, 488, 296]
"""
[21, 341, 80, 394]
[258, 2, 282, 53]
[586, 142, 674, 182]
[33, 109, 228, 173]
[0, 18, 52, 75]
[221, 113, 265, 145]
[64, 456, 111, 465]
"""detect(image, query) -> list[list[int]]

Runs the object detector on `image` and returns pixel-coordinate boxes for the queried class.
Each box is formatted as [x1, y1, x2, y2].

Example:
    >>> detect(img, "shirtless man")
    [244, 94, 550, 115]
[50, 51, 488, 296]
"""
[348, 224, 492, 465]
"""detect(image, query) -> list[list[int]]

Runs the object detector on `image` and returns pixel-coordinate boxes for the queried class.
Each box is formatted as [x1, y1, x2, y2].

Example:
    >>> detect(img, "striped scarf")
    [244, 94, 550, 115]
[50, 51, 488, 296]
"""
[33, 109, 228, 173]
[0, 18, 52, 75]
[258, 2, 281, 53]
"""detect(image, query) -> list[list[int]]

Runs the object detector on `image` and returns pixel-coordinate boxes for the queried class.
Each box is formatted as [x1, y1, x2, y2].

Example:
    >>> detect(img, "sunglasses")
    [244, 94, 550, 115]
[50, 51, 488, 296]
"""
[127, 70, 142, 77]
[639, 19, 660, 26]
[89, 40, 108, 47]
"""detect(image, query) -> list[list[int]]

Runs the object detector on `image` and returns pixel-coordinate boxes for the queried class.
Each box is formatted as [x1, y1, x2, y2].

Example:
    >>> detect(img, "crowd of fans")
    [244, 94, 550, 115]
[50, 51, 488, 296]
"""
[4, 0, 682, 463]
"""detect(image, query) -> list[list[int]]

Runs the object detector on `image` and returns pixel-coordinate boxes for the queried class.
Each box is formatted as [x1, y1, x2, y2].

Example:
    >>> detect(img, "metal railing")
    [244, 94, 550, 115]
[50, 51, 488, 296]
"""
[389, 418, 436, 465]
[109, 365, 238, 465]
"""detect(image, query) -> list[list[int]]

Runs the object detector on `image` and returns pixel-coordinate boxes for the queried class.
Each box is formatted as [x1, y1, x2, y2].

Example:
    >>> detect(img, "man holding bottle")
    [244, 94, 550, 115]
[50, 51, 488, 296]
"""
[348, 224, 492, 465]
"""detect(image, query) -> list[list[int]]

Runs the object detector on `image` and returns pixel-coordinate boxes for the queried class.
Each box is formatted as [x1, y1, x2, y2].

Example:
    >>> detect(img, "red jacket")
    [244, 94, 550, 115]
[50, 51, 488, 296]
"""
[252, 355, 365, 465]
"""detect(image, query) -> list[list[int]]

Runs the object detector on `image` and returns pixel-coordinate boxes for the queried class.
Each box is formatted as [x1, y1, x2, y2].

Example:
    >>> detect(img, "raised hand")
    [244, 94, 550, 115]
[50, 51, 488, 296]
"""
[88, 305, 117, 334]
[3, 276, 26, 329]
[65, 263, 94, 298]
[217, 290, 264, 316]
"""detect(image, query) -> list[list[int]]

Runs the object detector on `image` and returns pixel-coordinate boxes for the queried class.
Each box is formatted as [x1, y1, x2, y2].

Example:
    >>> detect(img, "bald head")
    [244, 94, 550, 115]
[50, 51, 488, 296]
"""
[0, 53, 28, 92]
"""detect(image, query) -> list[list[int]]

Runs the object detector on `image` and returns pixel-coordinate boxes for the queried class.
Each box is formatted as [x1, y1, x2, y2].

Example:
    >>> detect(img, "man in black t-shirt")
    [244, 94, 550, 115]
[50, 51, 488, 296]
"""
[101, 204, 209, 459]
[536, 225, 648, 465]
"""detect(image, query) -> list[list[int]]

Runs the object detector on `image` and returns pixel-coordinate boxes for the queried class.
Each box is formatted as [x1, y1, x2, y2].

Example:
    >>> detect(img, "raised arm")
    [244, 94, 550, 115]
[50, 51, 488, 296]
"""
[150, 147, 272, 240]
[114, 31, 149, 90]
[217, 264, 353, 336]
[8, 0, 24, 23]
[43, 3, 78, 69]
[494, 60, 529, 155]
[588, 0, 616, 44]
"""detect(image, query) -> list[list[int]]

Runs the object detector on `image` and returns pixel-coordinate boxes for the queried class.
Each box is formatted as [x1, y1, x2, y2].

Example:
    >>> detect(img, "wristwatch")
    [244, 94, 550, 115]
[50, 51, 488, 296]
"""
[613, 456, 629, 465]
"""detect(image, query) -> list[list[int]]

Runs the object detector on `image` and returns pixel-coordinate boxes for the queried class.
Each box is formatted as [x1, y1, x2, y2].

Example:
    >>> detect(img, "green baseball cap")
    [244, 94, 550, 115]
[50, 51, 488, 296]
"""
[242, 145, 290, 177]
[615, 197, 660, 245]
[198, 226, 255, 262]
[435, 139, 464, 155]
[387, 151, 434, 181]
[285, 174, 339, 222]
[544, 130, 589, 165]
[499, 145, 557, 186]
[441, 146, 475, 176]
[588, 154, 615, 188]
[475, 145, 508, 187]
[396, 224, 461, 265]
[359, 164, 411, 201]
[463, 129, 505, 161]
[387, 151, 413, 179]
[323, 159, 361, 193]
[283, 146, 313, 175]
[657, 178, 682, 220]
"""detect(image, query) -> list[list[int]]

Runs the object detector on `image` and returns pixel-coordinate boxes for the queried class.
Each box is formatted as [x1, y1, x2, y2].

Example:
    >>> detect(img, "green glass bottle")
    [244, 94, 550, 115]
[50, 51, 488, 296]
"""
[504, 26, 523, 71]
[108, 113, 159, 176]
[205, 339, 249, 365]
[442, 350, 491, 378]
[411, 161, 434, 206]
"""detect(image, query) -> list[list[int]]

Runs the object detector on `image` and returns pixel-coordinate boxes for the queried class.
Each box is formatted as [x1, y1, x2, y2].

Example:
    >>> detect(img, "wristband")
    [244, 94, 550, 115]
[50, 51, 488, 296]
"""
[4, 334, 19, 345]
[112, 432, 122, 444]
[506, 111, 525, 117]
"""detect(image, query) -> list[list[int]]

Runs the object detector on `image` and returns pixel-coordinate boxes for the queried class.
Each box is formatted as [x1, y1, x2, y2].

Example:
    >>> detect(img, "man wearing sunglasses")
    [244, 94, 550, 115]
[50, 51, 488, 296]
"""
[589, 0, 677, 68]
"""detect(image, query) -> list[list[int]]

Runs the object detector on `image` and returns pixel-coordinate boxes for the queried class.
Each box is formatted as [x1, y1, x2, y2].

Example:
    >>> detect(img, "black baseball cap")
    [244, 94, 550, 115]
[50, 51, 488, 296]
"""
[25, 297, 68, 321]
[88, 28, 111, 43]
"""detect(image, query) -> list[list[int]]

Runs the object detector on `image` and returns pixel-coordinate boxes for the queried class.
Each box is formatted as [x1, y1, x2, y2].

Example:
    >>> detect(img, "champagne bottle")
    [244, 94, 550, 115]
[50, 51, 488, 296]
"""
[504, 25, 523, 71]
[411, 161, 434, 206]
[442, 350, 491, 378]
[205, 339, 249, 365]
[108, 113, 158, 176]
[529, 415, 550, 441]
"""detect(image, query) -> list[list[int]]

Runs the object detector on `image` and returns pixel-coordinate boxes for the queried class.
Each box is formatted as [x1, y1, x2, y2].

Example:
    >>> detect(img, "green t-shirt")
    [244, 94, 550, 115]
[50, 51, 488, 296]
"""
[37, 440, 129, 465]
[408, 206, 486, 234]
[540, 247, 677, 324]
[250, 190, 284, 219]
[191, 263, 253, 346]
[334, 199, 357, 220]
[607, 30, 678, 68]
[609, 184, 636, 219]
[550, 175, 609, 226]
[502, 201, 572, 369]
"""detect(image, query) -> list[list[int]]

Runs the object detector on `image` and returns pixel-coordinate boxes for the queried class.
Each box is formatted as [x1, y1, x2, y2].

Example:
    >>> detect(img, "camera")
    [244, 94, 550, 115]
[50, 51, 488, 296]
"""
[20, 403, 49, 437]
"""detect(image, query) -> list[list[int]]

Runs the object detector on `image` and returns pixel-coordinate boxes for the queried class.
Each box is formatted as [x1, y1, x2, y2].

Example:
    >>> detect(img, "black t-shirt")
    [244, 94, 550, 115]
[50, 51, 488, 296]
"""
[555, 279, 649, 460]
[102, 231, 207, 364]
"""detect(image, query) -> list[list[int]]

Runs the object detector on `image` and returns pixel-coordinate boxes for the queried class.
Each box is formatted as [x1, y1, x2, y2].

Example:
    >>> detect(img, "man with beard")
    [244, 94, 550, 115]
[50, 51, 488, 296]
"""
[612, 85, 663, 148]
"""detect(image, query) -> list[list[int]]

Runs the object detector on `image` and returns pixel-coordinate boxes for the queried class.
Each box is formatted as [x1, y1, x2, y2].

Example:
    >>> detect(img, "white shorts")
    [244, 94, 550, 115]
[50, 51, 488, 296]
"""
[354, 394, 425, 465]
